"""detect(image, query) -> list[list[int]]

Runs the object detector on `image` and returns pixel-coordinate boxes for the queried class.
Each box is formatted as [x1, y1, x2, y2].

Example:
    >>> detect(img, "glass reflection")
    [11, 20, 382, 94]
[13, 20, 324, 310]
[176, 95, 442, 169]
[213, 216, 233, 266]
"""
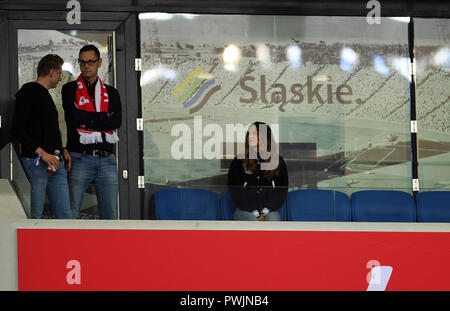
[286, 45, 301, 68]
[139, 12, 173, 20]
[141, 65, 177, 87]
[390, 57, 411, 80]
[256, 44, 271, 66]
[432, 47, 450, 68]
[62, 62, 75, 76]
[388, 17, 411, 23]
[373, 55, 390, 76]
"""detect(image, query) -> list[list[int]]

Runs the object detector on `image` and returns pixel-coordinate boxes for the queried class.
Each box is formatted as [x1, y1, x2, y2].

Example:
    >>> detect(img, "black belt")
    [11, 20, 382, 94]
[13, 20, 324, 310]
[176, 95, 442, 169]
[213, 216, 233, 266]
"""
[82, 150, 112, 157]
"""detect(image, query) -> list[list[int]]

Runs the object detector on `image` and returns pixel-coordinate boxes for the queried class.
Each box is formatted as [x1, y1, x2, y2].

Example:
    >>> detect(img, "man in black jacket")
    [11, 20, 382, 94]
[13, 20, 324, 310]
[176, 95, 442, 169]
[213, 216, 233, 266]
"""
[12, 54, 73, 219]
[62, 45, 121, 219]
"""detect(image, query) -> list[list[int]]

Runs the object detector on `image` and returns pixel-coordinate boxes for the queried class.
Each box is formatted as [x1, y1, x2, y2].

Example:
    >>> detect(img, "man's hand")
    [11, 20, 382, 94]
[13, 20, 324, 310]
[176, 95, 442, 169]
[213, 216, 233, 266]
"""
[257, 214, 266, 221]
[40, 152, 60, 170]
[63, 149, 71, 172]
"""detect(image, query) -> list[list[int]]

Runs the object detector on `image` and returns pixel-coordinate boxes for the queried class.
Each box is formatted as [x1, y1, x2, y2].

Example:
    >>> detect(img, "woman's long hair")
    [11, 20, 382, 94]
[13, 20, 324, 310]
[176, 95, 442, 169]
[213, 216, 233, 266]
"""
[244, 121, 280, 180]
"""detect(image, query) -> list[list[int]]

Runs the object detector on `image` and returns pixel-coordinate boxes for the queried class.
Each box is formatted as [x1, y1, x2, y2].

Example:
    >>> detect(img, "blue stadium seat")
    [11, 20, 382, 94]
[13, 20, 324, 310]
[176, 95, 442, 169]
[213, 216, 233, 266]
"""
[220, 190, 287, 221]
[154, 188, 219, 220]
[417, 191, 450, 222]
[279, 201, 287, 221]
[220, 190, 236, 220]
[286, 189, 351, 221]
[351, 190, 416, 222]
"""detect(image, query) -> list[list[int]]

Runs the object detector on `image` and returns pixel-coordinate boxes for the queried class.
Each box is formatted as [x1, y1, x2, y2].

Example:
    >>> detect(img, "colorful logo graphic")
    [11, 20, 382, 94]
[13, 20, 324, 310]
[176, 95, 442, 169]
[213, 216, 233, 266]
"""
[171, 66, 221, 113]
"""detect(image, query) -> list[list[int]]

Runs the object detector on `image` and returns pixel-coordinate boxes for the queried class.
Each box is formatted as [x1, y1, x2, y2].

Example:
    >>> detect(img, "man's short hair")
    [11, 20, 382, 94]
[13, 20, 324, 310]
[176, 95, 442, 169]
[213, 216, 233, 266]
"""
[79, 44, 101, 59]
[37, 54, 64, 77]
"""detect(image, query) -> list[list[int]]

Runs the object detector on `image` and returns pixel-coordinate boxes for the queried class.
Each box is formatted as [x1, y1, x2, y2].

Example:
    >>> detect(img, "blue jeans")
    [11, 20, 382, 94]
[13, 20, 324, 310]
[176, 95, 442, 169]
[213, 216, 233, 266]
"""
[68, 152, 118, 219]
[21, 157, 72, 219]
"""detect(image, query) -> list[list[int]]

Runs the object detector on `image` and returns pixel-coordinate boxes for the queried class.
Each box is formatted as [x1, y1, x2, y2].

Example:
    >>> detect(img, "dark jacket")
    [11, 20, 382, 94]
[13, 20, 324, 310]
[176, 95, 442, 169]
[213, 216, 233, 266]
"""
[227, 155, 288, 213]
[12, 82, 63, 158]
[61, 78, 122, 153]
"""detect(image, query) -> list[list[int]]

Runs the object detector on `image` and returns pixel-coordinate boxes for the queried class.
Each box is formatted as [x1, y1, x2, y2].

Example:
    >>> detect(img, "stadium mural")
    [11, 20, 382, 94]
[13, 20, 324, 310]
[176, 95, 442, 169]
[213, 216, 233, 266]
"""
[140, 14, 423, 195]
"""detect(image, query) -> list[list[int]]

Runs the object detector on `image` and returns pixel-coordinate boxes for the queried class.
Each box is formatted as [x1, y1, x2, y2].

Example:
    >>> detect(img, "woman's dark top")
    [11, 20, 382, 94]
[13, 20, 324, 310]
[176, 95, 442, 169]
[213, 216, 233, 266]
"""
[227, 155, 289, 213]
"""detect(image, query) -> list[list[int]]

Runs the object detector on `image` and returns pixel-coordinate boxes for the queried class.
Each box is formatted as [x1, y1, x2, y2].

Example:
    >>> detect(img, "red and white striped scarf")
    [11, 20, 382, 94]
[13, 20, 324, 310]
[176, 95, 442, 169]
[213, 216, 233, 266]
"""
[75, 75, 119, 145]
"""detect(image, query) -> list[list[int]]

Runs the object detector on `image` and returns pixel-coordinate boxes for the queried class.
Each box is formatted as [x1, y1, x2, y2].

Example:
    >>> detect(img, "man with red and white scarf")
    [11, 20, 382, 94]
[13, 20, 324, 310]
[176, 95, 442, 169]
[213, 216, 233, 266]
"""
[62, 45, 121, 219]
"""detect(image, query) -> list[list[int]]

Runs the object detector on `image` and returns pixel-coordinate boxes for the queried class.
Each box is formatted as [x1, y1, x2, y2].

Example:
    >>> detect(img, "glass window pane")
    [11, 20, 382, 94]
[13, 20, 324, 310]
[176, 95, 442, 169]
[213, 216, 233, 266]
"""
[415, 18, 450, 192]
[140, 14, 412, 197]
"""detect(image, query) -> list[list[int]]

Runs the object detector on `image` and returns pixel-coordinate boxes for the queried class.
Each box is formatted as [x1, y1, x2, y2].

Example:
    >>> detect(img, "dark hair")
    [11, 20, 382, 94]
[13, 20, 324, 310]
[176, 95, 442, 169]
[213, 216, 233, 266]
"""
[244, 121, 280, 180]
[79, 44, 101, 58]
[37, 54, 63, 77]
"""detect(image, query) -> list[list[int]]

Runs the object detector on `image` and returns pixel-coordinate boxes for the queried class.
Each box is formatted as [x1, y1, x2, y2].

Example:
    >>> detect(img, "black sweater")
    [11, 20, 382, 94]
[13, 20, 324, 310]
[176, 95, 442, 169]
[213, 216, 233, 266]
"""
[62, 79, 122, 153]
[227, 155, 289, 213]
[12, 82, 63, 158]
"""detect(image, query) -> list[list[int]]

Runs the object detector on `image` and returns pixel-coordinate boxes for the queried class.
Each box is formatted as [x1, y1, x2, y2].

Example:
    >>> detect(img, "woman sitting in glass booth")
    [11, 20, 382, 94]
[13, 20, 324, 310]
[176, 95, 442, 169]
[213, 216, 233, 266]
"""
[227, 122, 288, 221]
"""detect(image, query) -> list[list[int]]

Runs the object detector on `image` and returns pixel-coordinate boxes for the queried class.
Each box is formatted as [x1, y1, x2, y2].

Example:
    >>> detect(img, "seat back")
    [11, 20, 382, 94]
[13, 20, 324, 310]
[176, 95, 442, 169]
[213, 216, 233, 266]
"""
[351, 190, 416, 222]
[155, 188, 219, 220]
[286, 189, 350, 221]
[220, 190, 287, 221]
[417, 191, 450, 222]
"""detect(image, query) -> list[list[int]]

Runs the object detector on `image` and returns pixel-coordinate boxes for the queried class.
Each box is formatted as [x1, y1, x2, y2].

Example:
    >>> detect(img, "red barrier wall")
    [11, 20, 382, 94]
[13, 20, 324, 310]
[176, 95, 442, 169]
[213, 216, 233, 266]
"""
[17, 229, 450, 291]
